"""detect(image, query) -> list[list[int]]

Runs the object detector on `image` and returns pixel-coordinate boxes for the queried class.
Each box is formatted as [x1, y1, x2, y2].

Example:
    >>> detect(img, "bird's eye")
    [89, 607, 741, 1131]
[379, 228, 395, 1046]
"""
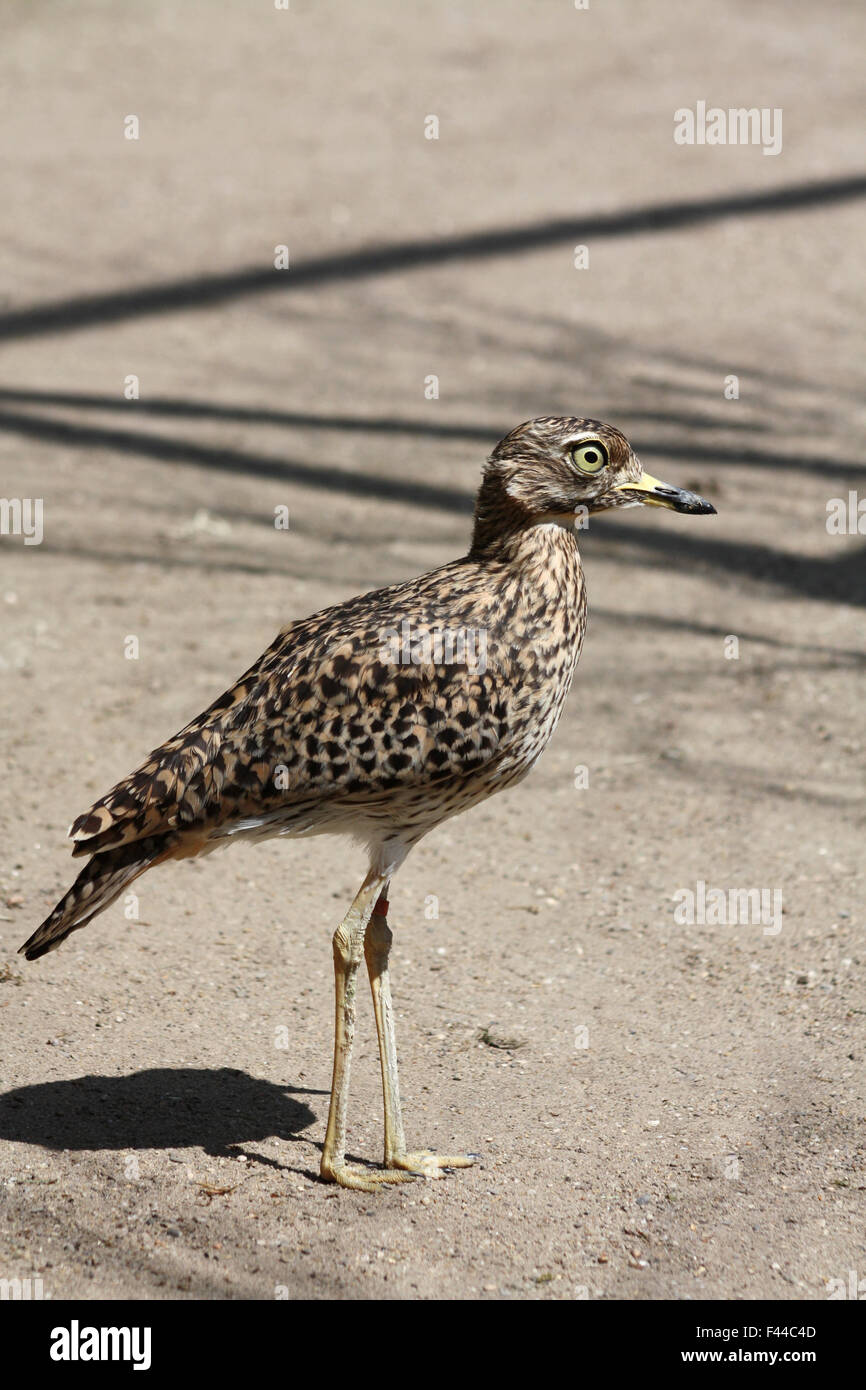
[570, 440, 608, 474]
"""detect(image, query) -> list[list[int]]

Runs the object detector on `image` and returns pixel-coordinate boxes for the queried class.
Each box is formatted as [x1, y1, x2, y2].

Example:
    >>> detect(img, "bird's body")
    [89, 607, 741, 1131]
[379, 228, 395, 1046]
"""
[28, 492, 586, 956]
[21, 416, 714, 1189]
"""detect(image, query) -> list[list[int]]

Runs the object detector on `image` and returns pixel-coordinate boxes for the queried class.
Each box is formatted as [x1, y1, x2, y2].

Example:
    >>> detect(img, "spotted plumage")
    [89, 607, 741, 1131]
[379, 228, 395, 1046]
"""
[21, 416, 714, 1189]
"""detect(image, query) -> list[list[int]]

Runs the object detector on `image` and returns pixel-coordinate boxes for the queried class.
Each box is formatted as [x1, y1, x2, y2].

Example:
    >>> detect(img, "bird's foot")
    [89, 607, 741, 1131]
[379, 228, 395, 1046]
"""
[320, 1159, 417, 1192]
[320, 1150, 476, 1190]
[386, 1149, 476, 1179]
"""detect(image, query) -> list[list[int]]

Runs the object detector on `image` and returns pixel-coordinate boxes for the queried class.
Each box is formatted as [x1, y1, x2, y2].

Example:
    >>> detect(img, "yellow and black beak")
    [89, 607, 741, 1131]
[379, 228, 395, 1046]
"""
[614, 472, 716, 515]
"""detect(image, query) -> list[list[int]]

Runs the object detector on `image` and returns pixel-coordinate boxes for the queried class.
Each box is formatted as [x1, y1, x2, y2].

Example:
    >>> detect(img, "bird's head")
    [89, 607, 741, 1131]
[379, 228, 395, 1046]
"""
[471, 415, 715, 554]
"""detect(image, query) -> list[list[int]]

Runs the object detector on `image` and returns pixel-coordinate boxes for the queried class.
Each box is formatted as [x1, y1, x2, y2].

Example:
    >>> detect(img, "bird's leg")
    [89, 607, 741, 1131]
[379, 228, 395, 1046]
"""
[364, 891, 476, 1180]
[319, 870, 415, 1191]
[364, 889, 406, 1162]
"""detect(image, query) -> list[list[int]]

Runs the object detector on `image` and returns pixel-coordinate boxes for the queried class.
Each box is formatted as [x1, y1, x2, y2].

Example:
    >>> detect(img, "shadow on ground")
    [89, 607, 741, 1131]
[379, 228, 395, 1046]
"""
[2, 174, 865, 609]
[0, 173, 864, 340]
[0, 1067, 322, 1158]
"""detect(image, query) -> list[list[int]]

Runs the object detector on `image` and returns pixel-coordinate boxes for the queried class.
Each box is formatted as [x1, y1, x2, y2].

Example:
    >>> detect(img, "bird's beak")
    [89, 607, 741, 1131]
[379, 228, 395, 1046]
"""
[613, 471, 716, 515]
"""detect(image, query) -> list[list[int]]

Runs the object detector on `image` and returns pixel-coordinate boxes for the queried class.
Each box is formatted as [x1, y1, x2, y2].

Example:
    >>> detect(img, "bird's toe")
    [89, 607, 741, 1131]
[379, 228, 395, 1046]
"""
[320, 1160, 417, 1192]
[388, 1150, 476, 1177]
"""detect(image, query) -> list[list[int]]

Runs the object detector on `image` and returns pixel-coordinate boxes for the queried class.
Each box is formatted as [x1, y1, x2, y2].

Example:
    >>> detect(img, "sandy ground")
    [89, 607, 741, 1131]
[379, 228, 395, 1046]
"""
[0, 0, 864, 1301]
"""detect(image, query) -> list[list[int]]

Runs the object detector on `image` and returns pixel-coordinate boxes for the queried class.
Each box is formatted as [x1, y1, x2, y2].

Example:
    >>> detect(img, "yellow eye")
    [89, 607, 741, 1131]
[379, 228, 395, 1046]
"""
[571, 440, 608, 474]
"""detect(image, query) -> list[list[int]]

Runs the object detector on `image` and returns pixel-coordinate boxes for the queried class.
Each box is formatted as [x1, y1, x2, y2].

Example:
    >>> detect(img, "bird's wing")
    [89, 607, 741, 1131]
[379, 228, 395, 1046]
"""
[69, 569, 527, 856]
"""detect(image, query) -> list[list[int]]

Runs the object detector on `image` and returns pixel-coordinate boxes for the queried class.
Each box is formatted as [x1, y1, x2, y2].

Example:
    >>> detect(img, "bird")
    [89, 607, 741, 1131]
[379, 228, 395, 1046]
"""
[20, 416, 715, 1191]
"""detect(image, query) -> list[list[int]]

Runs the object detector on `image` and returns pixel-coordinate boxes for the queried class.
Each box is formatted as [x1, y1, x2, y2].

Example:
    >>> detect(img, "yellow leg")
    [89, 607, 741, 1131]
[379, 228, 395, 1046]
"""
[319, 870, 415, 1191]
[364, 890, 475, 1181]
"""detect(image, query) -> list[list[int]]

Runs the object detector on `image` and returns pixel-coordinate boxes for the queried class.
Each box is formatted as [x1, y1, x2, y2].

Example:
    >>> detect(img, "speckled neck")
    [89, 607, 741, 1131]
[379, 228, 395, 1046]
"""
[470, 505, 581, 572]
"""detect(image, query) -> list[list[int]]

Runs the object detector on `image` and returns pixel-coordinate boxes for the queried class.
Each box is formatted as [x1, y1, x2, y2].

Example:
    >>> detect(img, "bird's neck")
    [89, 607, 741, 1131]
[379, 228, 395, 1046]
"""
[466, 518, 585, 651]
[470, 512, 581, 571]
[464, 518, 586, 710]
[470, 475, 582, 563]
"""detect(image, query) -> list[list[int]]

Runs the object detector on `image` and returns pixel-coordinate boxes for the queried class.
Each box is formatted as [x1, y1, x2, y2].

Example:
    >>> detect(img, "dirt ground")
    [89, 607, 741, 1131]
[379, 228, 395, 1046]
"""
[1, 0, 864, 1301]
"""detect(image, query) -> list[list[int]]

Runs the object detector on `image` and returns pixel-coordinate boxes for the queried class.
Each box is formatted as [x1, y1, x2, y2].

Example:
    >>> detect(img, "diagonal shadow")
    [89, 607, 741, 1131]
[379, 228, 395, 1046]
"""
[590, 520, 866, 606]
[0, 389, 496, 444]
[0, 391, 862, 515]
[0, 406, 474, 513]
[26, 507, 866, 611]
[591, 606, 866, 666]
[2, 403, 863, 605]
[0, 174, 864, 341]
[635, 438, 865, 481]
[1, 389, 861, 482]
[0, 1067, 321, 1158]
[0, 390, 767, 437]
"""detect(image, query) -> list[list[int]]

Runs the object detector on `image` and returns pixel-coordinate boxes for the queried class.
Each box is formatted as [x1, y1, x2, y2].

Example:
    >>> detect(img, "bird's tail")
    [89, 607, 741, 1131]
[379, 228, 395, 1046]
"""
[18, 833, 177, 961]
